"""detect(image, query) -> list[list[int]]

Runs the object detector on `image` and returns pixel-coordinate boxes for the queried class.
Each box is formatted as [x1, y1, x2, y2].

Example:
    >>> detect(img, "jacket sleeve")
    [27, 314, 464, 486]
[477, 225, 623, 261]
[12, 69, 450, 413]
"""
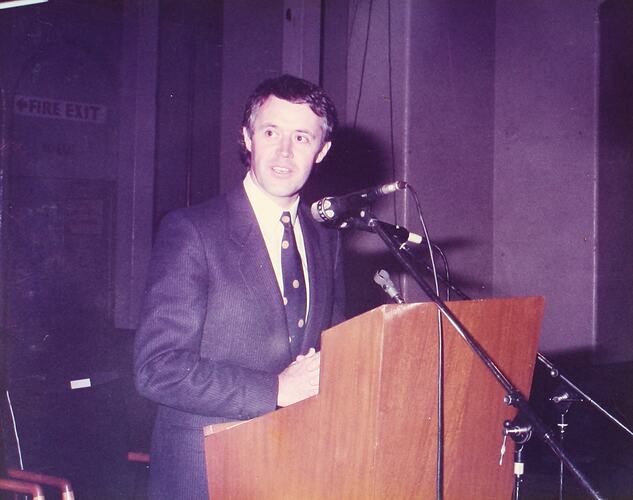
[133, 210, 279, 421]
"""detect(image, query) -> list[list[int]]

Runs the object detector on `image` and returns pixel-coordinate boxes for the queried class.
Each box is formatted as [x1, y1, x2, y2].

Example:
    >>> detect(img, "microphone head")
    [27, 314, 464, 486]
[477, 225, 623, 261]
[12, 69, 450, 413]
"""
[374, 268, 405, 304]
[373, 269, 391, 285]
[310, 198, 332, 222]
[310, 198, 333, 222]
[310, 200, 323, 221]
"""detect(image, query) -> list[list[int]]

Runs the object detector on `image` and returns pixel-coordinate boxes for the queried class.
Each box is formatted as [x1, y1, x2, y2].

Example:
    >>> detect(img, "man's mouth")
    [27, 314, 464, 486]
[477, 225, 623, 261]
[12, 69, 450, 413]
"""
[272, 166, 291, 175]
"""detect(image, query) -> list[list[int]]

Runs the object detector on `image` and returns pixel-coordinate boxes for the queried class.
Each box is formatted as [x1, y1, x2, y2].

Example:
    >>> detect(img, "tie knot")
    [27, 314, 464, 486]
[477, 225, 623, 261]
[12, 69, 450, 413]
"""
[280, 211, 292, 227]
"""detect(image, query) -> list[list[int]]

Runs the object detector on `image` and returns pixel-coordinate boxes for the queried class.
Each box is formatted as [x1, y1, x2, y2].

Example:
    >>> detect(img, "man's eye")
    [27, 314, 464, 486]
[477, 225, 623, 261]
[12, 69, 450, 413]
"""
[264, 129, 275, 137]
[295, 134, 310, 143]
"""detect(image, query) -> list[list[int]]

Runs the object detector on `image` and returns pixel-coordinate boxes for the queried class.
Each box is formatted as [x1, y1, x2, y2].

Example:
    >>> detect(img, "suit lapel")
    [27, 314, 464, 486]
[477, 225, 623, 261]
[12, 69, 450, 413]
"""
[226, 187, 288, 340]
[300, 207, 328, 350]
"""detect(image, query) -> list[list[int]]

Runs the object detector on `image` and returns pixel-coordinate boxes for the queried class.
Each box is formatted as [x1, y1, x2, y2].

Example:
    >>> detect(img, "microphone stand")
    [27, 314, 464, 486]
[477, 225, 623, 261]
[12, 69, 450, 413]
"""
[549, 388, 582, 500]
[359, 214, 605, 500]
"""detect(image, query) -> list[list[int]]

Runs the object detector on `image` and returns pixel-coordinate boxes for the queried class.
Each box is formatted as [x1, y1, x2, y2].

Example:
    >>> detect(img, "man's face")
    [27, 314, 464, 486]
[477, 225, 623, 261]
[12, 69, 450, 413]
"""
[243, 96, 331, 208]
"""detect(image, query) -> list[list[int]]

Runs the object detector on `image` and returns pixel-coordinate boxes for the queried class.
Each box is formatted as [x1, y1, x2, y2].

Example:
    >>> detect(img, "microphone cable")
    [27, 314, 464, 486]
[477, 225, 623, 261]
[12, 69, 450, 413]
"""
[404, 183, 445, 500]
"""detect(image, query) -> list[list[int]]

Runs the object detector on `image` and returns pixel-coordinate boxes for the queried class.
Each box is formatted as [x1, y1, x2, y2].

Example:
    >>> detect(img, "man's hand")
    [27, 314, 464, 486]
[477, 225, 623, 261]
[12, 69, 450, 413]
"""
[277, 348, 320, 407]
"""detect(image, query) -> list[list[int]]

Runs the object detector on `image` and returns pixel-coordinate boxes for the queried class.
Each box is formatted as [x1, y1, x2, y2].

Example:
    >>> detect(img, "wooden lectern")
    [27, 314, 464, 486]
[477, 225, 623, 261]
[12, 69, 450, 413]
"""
[204, 297, 544, 499]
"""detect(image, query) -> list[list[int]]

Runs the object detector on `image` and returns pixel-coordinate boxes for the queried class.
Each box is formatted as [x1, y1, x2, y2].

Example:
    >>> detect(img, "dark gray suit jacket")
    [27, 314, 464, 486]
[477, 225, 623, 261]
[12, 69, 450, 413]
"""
[134, 185, 345, 499]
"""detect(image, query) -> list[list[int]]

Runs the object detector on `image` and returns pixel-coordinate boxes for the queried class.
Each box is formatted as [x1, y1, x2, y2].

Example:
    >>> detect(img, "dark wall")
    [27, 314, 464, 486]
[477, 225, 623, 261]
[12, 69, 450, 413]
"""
[338, 0, 496, 315]
[596, 0, 633, 361]
[0, 1, 222, 497]
[0, 2, 129, 497]
[154, 0, 223, 225]
[1, 0, 122, 382]
[218, 0, 284, 191]
[403, 0, 496, 301]
[493, 0, 603, 356]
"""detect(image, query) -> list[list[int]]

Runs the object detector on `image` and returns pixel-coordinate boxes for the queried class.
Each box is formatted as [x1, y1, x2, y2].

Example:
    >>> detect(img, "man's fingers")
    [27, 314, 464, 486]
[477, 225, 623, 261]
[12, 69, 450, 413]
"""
[304, 352, 320, 371]
[294, 347, 317, 363]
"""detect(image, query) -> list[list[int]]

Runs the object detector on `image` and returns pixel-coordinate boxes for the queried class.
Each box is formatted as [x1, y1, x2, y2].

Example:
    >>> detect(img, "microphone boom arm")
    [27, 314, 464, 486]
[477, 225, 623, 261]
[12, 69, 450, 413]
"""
[364, 214, 605, 500]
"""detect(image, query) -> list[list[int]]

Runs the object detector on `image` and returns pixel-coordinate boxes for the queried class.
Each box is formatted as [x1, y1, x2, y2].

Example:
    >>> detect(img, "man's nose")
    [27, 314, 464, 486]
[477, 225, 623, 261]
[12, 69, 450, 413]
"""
[277, 136, 293, 158]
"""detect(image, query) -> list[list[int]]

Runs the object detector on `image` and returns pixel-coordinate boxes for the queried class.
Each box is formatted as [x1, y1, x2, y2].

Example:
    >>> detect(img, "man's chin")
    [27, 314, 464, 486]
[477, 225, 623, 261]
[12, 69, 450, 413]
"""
[260, 187, 300, 207]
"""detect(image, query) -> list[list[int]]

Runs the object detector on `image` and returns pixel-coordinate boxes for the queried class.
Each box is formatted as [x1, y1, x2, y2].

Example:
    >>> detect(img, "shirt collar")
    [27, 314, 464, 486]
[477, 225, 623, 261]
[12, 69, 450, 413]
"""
[243, 171, 300, 225]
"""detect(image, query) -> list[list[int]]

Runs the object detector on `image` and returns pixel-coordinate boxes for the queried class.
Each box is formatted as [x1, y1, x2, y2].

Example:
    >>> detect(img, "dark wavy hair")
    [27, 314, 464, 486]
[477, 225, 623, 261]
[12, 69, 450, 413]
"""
[240, 74, 338, 166]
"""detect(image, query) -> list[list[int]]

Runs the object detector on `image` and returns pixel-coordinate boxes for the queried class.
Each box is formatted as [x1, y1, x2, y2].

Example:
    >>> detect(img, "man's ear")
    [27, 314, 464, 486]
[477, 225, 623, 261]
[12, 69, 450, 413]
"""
[242, 127, 253, 152]
[315, 141, 332, 164]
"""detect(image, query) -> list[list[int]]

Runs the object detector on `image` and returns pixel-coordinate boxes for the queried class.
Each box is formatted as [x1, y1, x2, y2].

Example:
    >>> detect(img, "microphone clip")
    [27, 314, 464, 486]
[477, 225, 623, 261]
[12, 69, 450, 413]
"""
[336, 214, 424, 250]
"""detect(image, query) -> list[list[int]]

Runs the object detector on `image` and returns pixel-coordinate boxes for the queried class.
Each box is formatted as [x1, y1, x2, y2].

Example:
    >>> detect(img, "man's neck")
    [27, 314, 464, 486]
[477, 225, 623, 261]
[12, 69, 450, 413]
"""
[246, 170, 300, 211]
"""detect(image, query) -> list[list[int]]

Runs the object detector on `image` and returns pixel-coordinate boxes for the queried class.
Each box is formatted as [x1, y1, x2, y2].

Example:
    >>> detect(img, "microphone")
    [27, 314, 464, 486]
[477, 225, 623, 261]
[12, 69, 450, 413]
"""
[550, 391, 582, 404]
[373, 269, 405, 304]
[550, 392, 570, 404]
[311, 181, 407, 223]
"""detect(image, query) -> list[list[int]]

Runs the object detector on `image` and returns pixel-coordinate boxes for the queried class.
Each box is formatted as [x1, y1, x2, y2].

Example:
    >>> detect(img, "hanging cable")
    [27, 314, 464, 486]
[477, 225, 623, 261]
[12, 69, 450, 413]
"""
[352, 0, 374, 127]
[6, 390, 24, 469]
[386, 0, 398, 225]
[406, 184, 443, 500]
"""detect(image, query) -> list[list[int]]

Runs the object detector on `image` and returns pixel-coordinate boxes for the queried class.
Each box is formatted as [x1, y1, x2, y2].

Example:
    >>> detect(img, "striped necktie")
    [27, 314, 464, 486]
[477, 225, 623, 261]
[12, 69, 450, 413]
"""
[280, 211, 307, 357]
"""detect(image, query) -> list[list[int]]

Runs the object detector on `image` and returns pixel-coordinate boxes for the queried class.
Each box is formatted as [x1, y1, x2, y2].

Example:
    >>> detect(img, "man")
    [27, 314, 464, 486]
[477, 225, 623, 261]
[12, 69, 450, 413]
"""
[134, 75, 345, 499]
